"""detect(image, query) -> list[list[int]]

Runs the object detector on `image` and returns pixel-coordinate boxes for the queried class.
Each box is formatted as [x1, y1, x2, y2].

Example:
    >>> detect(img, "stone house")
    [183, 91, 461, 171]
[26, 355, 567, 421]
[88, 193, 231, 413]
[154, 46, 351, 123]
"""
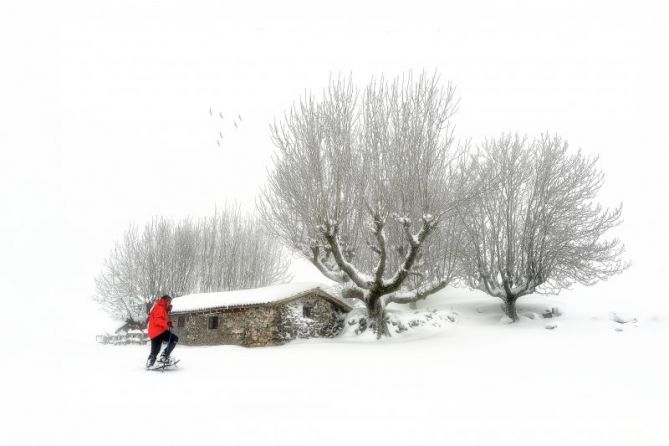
[169, 283, 352, 347]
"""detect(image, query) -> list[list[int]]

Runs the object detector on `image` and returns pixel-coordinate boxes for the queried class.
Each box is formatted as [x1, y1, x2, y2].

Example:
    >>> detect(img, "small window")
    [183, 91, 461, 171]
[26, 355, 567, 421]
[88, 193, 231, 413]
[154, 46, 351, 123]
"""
[303, 305, 313, 319]
[177, 316, 186, 328]
[208, 316, 219, 330]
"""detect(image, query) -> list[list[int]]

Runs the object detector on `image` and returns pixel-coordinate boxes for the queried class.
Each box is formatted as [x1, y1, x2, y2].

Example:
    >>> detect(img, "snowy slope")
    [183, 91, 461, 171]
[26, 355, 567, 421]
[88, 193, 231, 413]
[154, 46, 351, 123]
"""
[4, 288, 668, 446]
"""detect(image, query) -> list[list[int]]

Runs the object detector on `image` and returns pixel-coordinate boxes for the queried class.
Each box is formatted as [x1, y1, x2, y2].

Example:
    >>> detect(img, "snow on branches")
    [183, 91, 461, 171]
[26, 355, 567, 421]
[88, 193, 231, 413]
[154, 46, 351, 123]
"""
[458, 133, 627, 321]
[259, 72, 467, 337]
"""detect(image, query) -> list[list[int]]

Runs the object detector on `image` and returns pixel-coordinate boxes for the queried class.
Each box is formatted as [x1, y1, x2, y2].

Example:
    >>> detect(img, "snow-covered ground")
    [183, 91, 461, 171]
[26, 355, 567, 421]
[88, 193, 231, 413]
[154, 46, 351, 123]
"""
[4, 287, 667, 446]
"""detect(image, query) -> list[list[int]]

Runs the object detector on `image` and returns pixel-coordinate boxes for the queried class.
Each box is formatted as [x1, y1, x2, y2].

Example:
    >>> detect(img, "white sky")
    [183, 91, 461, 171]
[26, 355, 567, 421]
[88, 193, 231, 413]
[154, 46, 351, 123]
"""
[1, 0, 667, 329]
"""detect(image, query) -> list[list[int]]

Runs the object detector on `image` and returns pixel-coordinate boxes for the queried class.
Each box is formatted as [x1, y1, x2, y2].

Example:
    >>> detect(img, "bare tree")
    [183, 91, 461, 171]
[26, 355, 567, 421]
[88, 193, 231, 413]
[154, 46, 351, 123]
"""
[458, 133, 627, 321]
[194, 207, 291, 292]
[94, 223, 148, 324]
[259, 72, 470, 338]
[94, 209, 291, 325]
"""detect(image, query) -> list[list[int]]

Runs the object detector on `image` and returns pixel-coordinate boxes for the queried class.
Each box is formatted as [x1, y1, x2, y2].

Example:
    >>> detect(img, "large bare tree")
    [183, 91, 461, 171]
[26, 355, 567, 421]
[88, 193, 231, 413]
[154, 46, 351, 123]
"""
[458, 133, 627, 321]
[94, 209, 291, 325]
[259, 72, 470, 337]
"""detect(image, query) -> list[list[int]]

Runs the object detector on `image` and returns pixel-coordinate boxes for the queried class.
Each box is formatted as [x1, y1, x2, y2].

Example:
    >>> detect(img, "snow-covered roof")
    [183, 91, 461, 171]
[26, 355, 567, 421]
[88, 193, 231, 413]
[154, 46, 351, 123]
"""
[171, 282, 348, 313]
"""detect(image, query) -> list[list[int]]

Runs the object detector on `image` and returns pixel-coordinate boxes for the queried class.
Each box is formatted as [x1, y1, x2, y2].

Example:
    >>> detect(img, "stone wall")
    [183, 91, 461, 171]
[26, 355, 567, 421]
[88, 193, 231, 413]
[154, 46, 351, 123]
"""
[277, 295, 347, 341]
[170, 292, 348, 347]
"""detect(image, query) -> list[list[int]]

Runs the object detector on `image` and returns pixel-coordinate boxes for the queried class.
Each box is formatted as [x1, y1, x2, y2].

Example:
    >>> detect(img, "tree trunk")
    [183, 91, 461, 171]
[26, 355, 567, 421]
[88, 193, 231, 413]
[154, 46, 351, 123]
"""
[503, 297, 519, 322]
[366, 294, 391, 339]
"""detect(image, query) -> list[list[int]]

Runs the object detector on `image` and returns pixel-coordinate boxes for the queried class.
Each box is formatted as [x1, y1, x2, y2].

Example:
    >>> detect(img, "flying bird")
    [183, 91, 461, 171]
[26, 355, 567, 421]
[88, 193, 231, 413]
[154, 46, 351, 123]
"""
[234, 121, 238, 129]
[217, 140, 221, 147]
[219, 112, 223, 119]
[238, 114, 242, 122]
[219, 131, 223, 138]
[209, 108, 212, 116]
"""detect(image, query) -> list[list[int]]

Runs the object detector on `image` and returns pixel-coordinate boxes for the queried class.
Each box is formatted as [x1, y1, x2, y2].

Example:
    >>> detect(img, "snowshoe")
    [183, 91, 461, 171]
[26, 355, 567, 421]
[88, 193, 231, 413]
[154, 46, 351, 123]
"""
[158, 354, 175, 365]
[146, 358, 180, 372]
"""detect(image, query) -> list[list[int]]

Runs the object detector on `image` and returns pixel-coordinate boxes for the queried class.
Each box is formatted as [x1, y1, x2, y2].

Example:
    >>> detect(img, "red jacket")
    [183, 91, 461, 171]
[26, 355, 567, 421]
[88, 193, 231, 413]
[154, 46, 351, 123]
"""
[148, 298, 171, 339]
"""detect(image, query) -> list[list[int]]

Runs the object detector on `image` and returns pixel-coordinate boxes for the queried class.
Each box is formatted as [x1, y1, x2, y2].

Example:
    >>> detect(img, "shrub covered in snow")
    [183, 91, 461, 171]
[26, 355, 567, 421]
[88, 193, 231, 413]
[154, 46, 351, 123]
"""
[343, 308, 456, 337]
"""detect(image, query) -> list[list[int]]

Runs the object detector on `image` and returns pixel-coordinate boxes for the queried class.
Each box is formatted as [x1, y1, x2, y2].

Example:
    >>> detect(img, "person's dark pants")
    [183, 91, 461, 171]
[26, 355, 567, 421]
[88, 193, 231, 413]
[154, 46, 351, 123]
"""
[149, 330, 178, 358]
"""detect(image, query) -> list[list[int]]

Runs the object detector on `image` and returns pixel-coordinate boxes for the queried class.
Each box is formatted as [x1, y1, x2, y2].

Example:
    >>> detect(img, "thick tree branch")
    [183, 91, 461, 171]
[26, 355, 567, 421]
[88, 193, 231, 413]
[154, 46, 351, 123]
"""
[381, 216, 438, 294]
[371, 213, 387, 286]
[309, 245, 348, 283]
[320, 223, 373, 289]
[385, 278, 450, 305]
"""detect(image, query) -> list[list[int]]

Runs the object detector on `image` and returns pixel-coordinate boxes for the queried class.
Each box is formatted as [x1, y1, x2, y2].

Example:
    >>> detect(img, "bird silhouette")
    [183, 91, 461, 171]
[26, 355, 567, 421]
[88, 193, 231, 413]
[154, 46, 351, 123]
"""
[219, 112, 223, 119]
[238, 114, 242, 122]
[209, 108, 212, 116]
[219, 131, 223, 138]
[234, 121, 238, 129]
[217, 140, 221, 147]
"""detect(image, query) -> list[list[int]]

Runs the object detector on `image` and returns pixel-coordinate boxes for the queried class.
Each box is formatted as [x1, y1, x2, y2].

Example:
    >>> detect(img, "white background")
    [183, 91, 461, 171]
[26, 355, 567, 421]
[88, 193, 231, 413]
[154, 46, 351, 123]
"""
[0, 1, 667, 443]
[2, 0, 667, 304]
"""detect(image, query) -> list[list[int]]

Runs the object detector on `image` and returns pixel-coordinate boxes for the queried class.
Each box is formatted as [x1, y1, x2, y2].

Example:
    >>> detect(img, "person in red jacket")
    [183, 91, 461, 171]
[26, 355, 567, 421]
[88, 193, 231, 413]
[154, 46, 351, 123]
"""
[146, 295, 179, 367]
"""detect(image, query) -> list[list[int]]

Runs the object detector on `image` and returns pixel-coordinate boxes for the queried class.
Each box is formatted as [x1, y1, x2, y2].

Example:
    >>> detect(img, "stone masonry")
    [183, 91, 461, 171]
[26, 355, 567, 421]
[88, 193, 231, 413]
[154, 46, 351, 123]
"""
[170, 290, 350, 347]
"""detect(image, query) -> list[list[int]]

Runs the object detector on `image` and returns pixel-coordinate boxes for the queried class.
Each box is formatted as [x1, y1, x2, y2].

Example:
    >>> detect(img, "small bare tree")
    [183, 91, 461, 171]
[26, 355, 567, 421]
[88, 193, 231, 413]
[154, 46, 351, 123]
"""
[94, 210, 291, 325]
[458, 133, 627, 321]
[94, 223, 148, 324]
[94, 218, 195, 325]
[259, 72, 470, 337]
